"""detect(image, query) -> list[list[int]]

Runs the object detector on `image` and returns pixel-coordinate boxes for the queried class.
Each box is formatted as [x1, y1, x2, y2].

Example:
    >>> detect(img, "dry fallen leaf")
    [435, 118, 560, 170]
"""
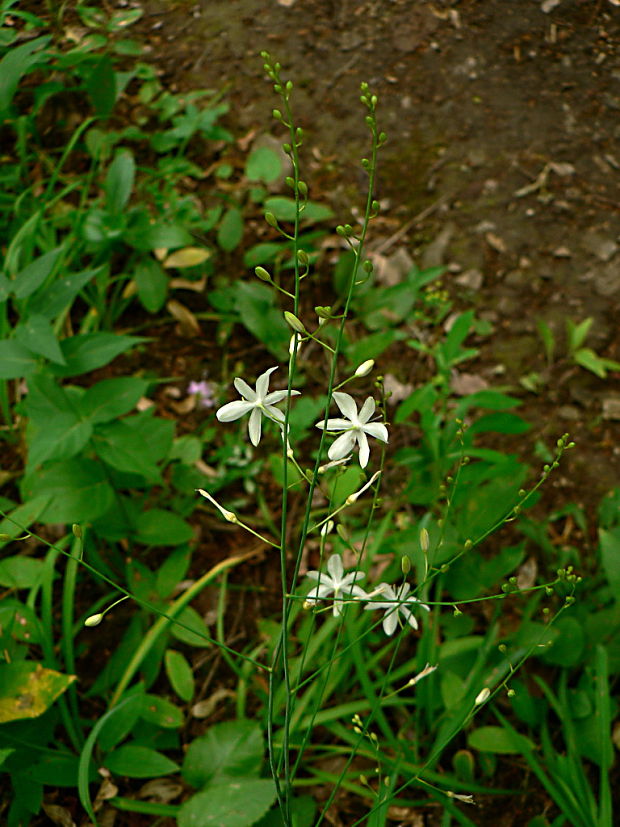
[163, 247, 211, 269]
[166, 299, 201, 336]
[191, 688, 236, 718]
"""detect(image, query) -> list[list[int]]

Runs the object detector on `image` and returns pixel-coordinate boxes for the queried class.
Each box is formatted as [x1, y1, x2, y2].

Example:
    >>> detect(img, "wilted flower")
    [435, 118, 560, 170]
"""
[316, 392, 388, 468]
[365, 582, 430, 635]
[216, 367, 299, 447]
[304, 554, 367, 616]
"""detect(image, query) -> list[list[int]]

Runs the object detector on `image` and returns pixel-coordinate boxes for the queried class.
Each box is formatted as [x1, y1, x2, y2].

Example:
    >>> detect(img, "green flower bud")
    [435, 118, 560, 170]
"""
[84, 613, 103, 627]
[255, 266, 271, 282]
[315, 305, 332, 319]
[354, 359, 374, 377]
[284, 311, 306, 334]
[264, 211, 278, 228]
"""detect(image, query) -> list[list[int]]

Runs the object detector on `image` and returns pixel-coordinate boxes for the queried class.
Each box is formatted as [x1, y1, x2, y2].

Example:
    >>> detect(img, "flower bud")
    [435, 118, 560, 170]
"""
[420, 527, 429, 553]
[85, 613, 103, 627]
[265, 211, 278, 228]
[475, 687, 490, 705]
[255, 266, 271, 282]
[72, 524, 82, 538]
[354, 359, 374, 378]
[284, 311, 306, 334]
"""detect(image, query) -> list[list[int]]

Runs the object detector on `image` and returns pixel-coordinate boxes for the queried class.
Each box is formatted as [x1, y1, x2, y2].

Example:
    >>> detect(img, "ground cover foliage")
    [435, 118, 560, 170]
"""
[0, 4, 618, 826]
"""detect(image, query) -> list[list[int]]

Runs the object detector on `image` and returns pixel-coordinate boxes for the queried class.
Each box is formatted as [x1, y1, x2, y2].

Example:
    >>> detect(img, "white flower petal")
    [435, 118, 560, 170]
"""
[357, 431, 370, 468]
[216, 400, 255, 422]
[402, 608, 419, 630]
[321, 418, 355, 431]
[328, 431, 357, 460]
[326, 554, 344, 582]
[383, 610, 399, 636]
[233, 377, 257, 401]
[358, 397, 376, 423]
[362, 422, 389, 443]
[256, 366, 278, 399]
[306, 583, 334, 600]
[263, 389, 300, 406]
[332, 392, 358, 422]
[264, 405, 285, 423]
[248, 407, 262, 446]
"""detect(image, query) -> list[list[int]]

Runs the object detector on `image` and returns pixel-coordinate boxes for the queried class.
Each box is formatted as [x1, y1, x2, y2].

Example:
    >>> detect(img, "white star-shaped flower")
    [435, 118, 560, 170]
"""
[315, 392, 388, 468]
[304, 554, 367, 617]
[216, 367, 299, 446]
[364, 582, 430, 635]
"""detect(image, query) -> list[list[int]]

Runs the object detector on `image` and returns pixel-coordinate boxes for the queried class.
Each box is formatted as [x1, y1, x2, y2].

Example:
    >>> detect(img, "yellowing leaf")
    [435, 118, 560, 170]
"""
[0, 662, 76, 724]
[163, 248, 211, 269]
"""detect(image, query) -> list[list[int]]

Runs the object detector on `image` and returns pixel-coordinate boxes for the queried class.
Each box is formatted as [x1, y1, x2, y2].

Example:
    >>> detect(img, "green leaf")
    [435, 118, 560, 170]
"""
[245, 147, 282, 183]
[13, 247, 63, 299]
[0, 662, 75, 724]
[599, 527, 620, 600]
[27, 266, 103, 320]
[105, 150, 135, 213]
[242, 242, 286, 269]
[264, 196, 333, 224]
[125, 222, 193, 252]
[0, 555, 45, 589]
[468, 412, 530, 436]
[52, 333, 145, 377]
[135, 256, 168, 313]
[0, 340, 38, 378]
[574, 347, 620, 379]
[169, 606, 211, 648]
[179, 778, 276, 827]
[156, 546, 191, 597]
[217, 207, 244, 252]
[183, 720, 264, 788]
[468, 726, 535, 755]
[86, 53, 117, 118]
[21, 458, 114, 523]
[0, 35, 51, 114]
[79, 377, 149, 423]
[165, 650, 195, 702]
[23, 754, 82, 787]
[104, 744, 179, 778]
[15, 314, 66, 364]
[140, 694, 184, 728]
[0, 495, 52, 548]
[234, 282, 289, 359]
[92, 420, 162, 482]
[133, 508, 193, 546]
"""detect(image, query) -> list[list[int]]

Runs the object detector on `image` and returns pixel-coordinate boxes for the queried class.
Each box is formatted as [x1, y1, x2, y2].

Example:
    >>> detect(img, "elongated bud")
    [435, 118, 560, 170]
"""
[284, 311, 306, 334]
[289, 333, 302, 356]
[265, 211, 278, 228]
[72, 524, 82, 538]
[84, 613, 103, 627]
[315, 305, 332, 320]
[475, 687, 490, 705]
[420, 528, 429, 553]
[354, 359, 374, 378]
[321, 520, 334, 537]
[346, 470, 381, 505]
[401, 555, 411, 575]
[255, 266, 271, 282]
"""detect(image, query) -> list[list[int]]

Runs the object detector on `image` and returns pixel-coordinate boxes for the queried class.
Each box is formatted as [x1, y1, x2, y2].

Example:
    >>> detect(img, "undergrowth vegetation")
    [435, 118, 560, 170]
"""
[0, 5, 618, 827]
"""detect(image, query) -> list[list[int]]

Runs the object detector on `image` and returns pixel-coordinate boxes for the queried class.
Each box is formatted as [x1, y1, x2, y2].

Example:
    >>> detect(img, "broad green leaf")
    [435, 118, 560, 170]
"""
[23, 754, 82, 787]
[97, 690, 144, 751]
[0, 662, 75, 724]
[133, 508, 193, 546]
[141, 694, 184, 728]
[182, 720, 264, 788]
[599, 527, 620, 600]
[0, 600, 44, 644]
[156, 546, 191, 597]
[92, 420, 162, 482]
[52, 333, 145, 377]
[105, 150, 135, 213]
[245, 146, 282, 183]
[15, 314, 66, 364]
[27, 266, 103, 320]
[468, 726, 535, 755]
[169, 606, 211, 648]
[0, 340, 38, 378]
[242, 242, 285, 268]
[21, 458, 114, 523]
[134, 256, 168, 312]
[0, 495, 52, 548]
[123, 410, 175, 462]
[79, 377, 149, 423]
[264, 196, 333, 224]
[217, 207, 244, 252]
[0, 556, 45, 589]
[103, 744, 179, 778]
[12, 247, 63, 299]
[168, 435, 202, 464]
[468, 412, 530, 436]
[125, 222, 193, 252]
[0, 35, 51, 114]
[86, 53, 116, 118]
[165, 650, 194, 702]
[234, 282, 289, 359]
[108, 8, 143, 30]
[540, 616, 585, 667]
[178, 778, 276, 827]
